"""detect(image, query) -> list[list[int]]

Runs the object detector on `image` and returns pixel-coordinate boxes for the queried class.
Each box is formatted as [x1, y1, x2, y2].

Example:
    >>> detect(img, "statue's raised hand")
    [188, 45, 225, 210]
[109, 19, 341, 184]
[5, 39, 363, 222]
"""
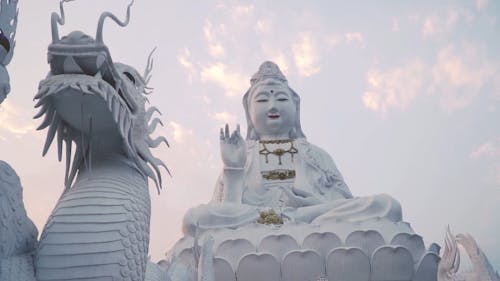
[220, 124, 246, 169]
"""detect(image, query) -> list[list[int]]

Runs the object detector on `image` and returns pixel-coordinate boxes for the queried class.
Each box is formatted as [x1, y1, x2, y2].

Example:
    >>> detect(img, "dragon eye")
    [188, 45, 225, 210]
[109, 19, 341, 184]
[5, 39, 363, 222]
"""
[123, 72, 136, 84]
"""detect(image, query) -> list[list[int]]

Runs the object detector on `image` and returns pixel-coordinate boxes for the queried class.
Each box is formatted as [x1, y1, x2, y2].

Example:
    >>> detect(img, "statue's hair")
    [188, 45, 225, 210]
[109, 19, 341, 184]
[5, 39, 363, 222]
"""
[242, 78, 306, 140]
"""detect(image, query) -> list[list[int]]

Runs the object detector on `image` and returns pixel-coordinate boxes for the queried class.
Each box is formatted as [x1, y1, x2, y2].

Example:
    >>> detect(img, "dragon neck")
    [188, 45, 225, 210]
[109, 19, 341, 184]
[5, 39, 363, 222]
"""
[73, 151, 147, 191]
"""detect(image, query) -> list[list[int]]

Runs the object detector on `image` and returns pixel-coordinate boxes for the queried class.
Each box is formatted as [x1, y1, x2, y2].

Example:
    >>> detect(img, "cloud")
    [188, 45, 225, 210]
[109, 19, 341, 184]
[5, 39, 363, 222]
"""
[470, 138, 500, 185]
[200, 63, 248, 97]
[421, 8, 474, 37]
[476, 0, 488, 11]
[228, 4, 254, 19]
[0, 100, 36, 137]
[255, 18, 272, 33]
[470, 138, 500, 159]
[167, 121, 193, 144]
[431, 44, 499, 110]
[203, 21, 225, 58]
[210, 111, 237, 125]
[364, 43, 500, 113]
[362, 60, 425, 113]
[292, 33, 320, 77]
[177, 48, 197, 82]
[344, 32, 364, 43]
[392, 18, 400, 32]
[422, 17, 435, 36]
[272, 53, 290, 75]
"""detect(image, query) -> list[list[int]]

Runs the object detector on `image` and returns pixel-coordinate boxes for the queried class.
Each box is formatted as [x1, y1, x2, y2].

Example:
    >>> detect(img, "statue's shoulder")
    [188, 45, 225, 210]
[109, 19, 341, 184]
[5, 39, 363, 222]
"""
[296, 139, 352, 198]
[296, 139, 336, 168]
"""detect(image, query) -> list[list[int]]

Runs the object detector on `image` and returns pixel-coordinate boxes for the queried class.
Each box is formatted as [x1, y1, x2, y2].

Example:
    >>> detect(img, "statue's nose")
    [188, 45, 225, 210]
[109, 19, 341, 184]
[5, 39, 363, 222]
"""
[268, 98, 277, 109]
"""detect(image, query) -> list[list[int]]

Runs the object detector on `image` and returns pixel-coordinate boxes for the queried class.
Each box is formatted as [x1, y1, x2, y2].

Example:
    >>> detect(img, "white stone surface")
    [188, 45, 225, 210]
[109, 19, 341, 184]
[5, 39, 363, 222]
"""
[213, 258, 235, 281]
[326, 247, 370, 281]
[236, 253, 280, 281]
[371, 246, 414, 281]
[281, 250, 324, 281]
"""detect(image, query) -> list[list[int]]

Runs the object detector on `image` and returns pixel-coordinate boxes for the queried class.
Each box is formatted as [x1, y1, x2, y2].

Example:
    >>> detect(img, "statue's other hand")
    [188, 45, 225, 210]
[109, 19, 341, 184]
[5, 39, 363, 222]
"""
[220, 124, 246, 169]
[281, 186, 323, 207]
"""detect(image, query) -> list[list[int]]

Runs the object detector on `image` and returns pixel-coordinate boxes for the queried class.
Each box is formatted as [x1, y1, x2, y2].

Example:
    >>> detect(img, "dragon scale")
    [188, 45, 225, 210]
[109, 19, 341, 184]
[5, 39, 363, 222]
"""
[36, 160, 151, 281]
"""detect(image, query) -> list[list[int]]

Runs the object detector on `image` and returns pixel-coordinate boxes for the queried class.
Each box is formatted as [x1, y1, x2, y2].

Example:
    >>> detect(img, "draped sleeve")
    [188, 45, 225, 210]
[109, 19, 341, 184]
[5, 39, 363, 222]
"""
[297, 139, 353, 200]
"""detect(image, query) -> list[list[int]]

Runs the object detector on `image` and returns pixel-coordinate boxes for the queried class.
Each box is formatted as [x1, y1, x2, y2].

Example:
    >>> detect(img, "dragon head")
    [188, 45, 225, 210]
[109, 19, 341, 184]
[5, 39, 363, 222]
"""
[34, 0, 169, 193]
[0, 0, 18, 104]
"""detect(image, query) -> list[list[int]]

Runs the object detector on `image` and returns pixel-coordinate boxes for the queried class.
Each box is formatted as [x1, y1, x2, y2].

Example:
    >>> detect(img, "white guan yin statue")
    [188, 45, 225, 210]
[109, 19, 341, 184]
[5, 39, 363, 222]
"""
[182, 61, 403, 233]
[165, 62, 498, 281]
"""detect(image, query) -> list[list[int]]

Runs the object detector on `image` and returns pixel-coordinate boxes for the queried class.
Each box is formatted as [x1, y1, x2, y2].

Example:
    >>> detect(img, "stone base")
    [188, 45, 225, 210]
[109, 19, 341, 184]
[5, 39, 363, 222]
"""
[166, 218, 440, 281]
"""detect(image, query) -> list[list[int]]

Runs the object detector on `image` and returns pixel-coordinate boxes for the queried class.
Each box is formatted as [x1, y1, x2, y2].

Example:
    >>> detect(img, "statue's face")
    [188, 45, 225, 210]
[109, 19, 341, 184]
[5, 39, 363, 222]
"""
[249, 80, 297, 139]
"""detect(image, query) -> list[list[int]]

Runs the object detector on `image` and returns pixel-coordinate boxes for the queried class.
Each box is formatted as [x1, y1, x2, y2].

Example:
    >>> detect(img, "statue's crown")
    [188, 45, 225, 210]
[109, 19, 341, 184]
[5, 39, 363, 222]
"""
[250, 61, 287, 86]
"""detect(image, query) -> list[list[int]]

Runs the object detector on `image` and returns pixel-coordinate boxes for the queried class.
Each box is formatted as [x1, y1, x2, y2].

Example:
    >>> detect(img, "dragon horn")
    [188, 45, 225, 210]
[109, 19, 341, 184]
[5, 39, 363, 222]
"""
[96, 0, 134, 44]
[51, 0, 74, 43]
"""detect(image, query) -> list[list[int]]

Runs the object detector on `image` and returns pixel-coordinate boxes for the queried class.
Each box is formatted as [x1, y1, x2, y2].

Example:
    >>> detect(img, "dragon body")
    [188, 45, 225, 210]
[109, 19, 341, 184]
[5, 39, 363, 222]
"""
[32, 1, 168, 280]
[438, 227, 500, 281]
[0, 1, 39, 281]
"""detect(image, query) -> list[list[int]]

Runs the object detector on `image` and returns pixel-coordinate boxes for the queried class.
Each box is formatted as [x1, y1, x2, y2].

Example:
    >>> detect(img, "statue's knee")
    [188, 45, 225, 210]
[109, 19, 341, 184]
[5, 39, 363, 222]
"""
[375, 193, 402, 221]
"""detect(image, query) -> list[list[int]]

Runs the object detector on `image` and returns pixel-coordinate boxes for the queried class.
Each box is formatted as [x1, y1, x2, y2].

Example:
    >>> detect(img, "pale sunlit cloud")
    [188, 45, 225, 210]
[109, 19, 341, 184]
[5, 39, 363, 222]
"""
[200, 63, 247, 97]
[292, 33, 320, 77]
[344, 32, 364, 43]
[203, 21, 225, 58]
[431, 44, 498, 110]
[271, 53, 290, 75]
[177, 48, 197, 82]
[362, 60, 425, 113]
[210, 111, 237, 125]
[0, 100, 37, 136]
[470, 138, 500, 186]
[325, 34, 342, 48]
[392, 17, 400, 32]
[476, 0, 488, 11]
[470, 138, 500, 159]
[422, 17, 435, 36]
[421, 8, 473, 37]
[167, 121, 193, 144]
[255, 18, 272, 33]
[228, 4, 254, 19]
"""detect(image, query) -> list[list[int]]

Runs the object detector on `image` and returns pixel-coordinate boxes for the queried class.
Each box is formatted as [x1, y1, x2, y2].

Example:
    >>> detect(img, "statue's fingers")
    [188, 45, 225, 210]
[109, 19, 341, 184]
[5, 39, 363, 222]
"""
[225, 123, 230, 139]
[229, 130, 236, 144]
[220, 128, 225, 142]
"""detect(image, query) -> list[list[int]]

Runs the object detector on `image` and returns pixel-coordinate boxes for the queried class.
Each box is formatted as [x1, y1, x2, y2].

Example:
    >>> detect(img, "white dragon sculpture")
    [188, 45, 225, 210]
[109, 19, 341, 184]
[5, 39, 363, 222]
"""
[33, 1, 171, 280]
[1, 1, 175, 280]
[438, 227, 500, 281]
[0, 1, 39, 280]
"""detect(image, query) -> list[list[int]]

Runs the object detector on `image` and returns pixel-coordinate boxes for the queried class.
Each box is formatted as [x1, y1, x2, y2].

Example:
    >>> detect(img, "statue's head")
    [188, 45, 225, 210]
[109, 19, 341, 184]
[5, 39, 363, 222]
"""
[243, 61, 305, 140]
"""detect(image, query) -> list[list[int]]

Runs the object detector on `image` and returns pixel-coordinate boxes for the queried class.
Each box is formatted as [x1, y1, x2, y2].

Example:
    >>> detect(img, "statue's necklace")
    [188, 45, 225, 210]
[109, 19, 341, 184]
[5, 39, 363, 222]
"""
[259, 139, 298, 165]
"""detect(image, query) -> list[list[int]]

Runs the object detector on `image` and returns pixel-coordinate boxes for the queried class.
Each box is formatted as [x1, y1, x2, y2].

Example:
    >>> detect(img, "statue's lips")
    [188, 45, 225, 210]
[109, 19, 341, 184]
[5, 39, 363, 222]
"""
[268, 113, 280, 119]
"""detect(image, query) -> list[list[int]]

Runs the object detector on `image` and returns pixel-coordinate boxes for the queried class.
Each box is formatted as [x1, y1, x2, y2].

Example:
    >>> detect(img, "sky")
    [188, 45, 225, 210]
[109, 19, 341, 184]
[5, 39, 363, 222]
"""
[0, 0, 499, 269]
